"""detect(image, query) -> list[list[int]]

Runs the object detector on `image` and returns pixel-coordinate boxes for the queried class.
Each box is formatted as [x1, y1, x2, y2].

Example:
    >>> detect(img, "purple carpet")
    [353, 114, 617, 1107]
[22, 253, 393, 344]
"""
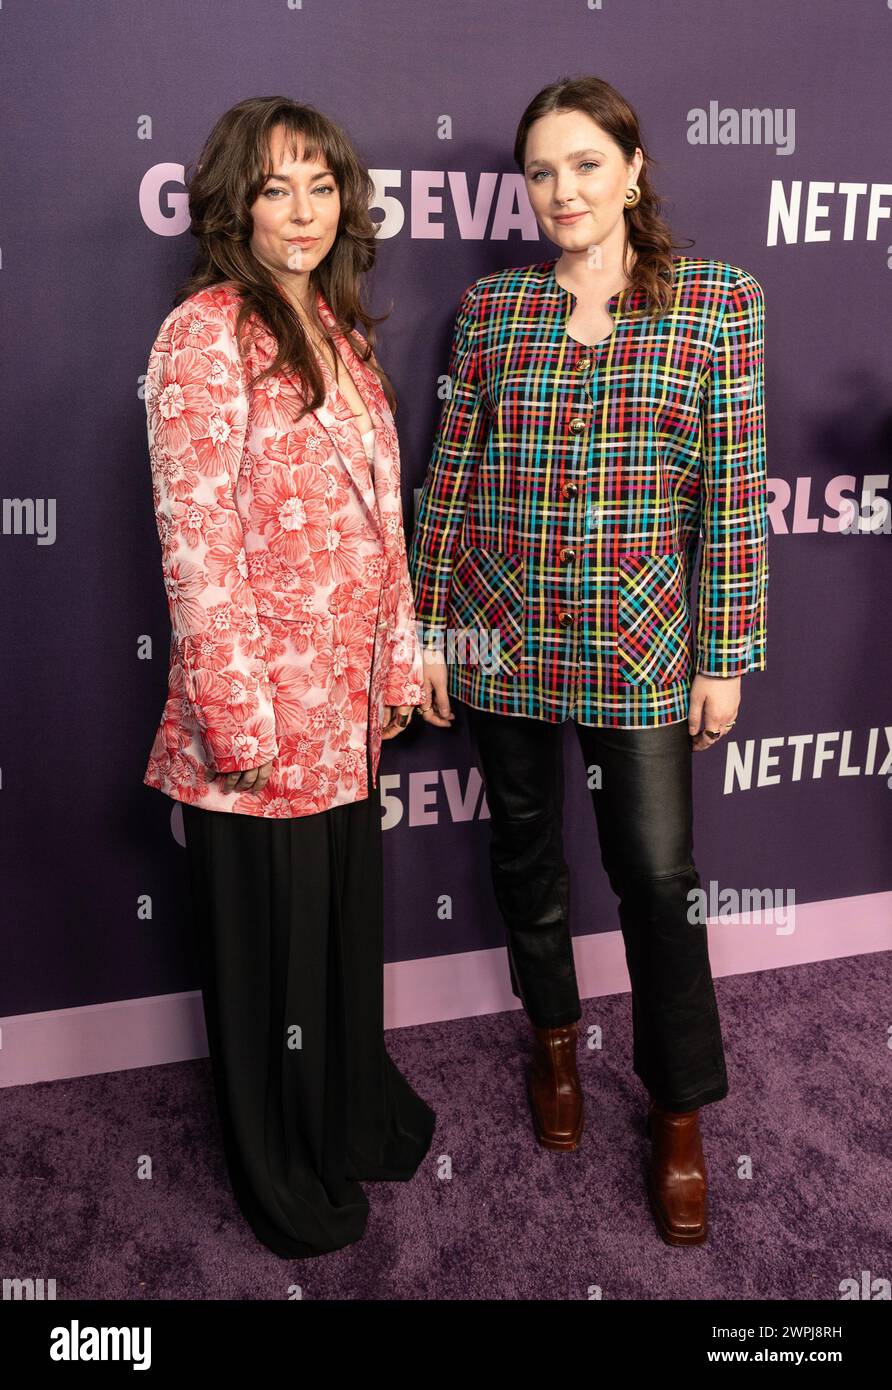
[1, 951, 889, 1300]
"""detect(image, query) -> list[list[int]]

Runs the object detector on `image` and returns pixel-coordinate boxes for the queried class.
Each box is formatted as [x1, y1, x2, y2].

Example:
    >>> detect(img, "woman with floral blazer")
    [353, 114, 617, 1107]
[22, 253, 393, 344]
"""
[144, 97, 434, 1259]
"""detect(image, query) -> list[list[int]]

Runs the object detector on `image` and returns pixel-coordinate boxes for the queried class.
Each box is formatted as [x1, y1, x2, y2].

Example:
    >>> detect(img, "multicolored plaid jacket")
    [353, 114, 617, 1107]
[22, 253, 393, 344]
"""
[407, 256, 768, 727]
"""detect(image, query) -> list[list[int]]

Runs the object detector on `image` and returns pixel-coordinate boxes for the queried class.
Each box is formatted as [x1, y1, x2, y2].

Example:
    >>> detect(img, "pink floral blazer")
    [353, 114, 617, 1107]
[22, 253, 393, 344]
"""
[143, 282, 423, 818]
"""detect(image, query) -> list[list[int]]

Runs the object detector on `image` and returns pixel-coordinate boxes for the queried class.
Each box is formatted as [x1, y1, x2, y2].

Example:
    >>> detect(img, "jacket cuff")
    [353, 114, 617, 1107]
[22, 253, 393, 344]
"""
[382, 675, 424, 707]
[199, 725, 278, 774]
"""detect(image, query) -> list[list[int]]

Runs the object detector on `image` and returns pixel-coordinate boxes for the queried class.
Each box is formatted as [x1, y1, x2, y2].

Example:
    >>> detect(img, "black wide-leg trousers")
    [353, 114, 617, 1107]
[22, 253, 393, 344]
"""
[180, 772, 436, 1260]
[463, 705, 729, 1113]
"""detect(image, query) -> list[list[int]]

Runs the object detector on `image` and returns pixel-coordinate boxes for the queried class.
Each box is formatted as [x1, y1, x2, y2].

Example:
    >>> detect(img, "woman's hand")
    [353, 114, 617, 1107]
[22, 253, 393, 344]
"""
[209, 759, 275, 794]
[418, 652, 455, 728]
[688, 674, 741, 751]
[381, 705, 414, 739]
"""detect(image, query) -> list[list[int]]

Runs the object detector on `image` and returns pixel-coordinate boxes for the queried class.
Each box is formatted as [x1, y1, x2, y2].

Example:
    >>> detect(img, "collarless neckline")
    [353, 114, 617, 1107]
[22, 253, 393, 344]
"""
[544, 256, 677, 315]
[549, 259, 634, 313]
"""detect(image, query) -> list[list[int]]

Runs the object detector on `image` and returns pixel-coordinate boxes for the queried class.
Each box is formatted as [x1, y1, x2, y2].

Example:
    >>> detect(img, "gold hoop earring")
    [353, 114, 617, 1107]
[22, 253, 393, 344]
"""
[624, 186, 641, 208]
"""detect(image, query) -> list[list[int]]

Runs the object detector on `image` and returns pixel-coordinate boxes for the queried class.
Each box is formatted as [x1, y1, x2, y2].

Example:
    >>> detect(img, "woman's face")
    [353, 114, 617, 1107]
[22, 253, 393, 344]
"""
[523, 109, 642, 258]
[249, 125, 341, 286]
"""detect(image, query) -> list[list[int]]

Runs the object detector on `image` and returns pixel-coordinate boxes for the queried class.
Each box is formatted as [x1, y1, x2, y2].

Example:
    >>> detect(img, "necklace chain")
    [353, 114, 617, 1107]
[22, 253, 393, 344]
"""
[291, 295, 371, 427]
[293, 300, 337, 374]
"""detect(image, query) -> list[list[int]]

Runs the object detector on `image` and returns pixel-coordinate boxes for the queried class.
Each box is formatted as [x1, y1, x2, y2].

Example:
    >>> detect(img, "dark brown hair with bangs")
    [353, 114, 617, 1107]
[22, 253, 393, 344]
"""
[174, 95, 396, 415]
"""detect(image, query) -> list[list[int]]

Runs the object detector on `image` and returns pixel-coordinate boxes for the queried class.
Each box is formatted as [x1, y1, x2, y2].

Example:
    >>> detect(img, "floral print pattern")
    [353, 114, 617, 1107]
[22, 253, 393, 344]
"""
[144, 283, 423, 817]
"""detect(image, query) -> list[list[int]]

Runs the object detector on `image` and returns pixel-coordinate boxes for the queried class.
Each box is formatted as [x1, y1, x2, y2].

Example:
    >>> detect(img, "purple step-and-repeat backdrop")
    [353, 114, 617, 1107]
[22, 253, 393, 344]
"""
[1, 1, 890, 1054]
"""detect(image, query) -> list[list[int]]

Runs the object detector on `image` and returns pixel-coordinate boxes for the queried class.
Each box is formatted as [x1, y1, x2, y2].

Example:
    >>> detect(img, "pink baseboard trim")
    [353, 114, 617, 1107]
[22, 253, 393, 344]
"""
[385, 890, 892, 1027]
[1, 892, 889, 1088]
[0, 991, 209, 1090]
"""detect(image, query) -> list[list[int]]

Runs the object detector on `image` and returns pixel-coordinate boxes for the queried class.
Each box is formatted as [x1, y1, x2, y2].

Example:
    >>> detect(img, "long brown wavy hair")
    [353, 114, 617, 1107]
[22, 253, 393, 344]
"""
[174, 96, 396, 415]
[513, 75, 694, 319]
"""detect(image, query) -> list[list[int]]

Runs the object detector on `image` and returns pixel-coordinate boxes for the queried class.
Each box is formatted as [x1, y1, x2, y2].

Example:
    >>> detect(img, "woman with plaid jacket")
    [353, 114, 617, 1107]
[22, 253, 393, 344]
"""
[408, 77, 768, 1247]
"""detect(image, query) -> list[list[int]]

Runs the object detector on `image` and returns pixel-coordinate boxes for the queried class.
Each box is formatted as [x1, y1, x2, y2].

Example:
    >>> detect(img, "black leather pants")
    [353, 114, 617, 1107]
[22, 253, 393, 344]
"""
[463, 704, 729, 1113]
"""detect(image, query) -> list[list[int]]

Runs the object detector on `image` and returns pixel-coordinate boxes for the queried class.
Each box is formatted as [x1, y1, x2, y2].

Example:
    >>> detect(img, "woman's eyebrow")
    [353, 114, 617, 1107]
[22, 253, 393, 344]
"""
[526, 148, 607, 169]
[264, 167, 335, 182]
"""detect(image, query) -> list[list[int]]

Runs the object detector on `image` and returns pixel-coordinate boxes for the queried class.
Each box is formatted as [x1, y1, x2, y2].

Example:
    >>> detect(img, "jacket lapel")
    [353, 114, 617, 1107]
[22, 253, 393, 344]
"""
[305, 293, 384, 535]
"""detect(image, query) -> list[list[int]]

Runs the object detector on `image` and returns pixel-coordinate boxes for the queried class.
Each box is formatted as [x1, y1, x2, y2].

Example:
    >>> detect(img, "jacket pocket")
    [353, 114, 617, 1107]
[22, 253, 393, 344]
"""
[446, 545, 525, 676]
[617, 548, 692, 687]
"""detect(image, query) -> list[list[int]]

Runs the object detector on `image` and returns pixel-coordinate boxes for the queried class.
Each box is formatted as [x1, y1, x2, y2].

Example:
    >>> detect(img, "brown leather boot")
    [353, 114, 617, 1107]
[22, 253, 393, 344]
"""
[526, 1023, 583, 1150]
[645, 1099, 708, 1244]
